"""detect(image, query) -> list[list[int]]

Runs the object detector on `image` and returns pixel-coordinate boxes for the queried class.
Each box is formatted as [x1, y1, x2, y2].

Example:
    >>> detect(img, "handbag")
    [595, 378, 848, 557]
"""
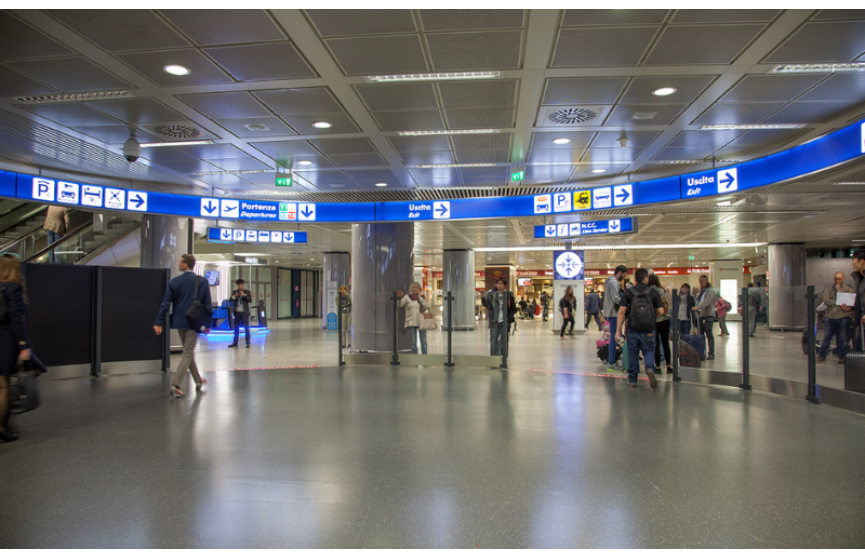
[10, 362, 40, 415]
[419, 310, 438, 331]
[185, 276, 213, 333]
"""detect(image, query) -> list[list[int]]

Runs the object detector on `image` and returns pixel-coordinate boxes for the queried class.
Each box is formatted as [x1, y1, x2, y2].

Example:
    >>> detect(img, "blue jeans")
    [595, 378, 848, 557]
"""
[607, 316, 618, 365]
[408, 326, 427, 355]
[677, 319, 691, 339]
[820, 317, 852, 360]
[626, 329, 657, 384]
[45, 230, 59, 263]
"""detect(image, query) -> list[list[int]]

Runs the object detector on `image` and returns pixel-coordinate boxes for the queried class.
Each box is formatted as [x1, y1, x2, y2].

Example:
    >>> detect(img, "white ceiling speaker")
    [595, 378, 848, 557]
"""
[617, 132, 630, 148]
[539, 106, 607, 127]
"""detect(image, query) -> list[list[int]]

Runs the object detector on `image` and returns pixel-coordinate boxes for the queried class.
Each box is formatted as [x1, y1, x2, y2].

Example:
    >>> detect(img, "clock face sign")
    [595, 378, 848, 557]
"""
[554, 251, 584, 280]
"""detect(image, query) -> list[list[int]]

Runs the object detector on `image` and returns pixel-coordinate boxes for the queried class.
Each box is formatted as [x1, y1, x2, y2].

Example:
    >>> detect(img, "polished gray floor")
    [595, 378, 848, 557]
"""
[2, 364, 864, 548]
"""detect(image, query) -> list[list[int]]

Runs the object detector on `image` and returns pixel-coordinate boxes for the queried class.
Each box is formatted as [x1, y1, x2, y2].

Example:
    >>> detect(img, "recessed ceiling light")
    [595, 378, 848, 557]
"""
[375, 183, 387, 187]
[398, 129, 502, 136]
[163, 64, 191, 76]
[698, 124, 805, 131]
[365, 71, 501, 83]
[632, 112, 657, 120]
[652, 87, 678, 96]
[414, 163, 500, 169]
[15, 90, 132, 104]
[297, 160, 313, 165]
[771, 63, 865, 74]
[552, 138, 571, 145]
[312, 121, 332, 129]
[139, 140, 214, 148]
[244, 123, 269, 132]
[591, 169, 606, 173]
[193, 170, 270, 176]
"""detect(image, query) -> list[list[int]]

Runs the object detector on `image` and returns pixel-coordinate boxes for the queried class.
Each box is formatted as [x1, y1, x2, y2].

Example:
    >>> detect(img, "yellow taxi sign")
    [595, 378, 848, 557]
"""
[574, 190, 591, 209]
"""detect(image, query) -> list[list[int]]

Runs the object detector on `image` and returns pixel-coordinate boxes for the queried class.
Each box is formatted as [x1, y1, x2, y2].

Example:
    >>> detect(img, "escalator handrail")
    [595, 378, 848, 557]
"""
[23, 221, 93, 263]
[0, 204, 48, 237]
[76, 221, 141, 265]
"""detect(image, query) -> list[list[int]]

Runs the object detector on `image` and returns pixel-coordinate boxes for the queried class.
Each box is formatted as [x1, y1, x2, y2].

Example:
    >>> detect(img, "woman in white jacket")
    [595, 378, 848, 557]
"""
[396, 282, 430, 355]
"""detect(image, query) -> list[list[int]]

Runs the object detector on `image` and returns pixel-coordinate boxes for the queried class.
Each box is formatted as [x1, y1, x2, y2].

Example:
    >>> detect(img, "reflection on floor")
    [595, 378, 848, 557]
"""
[182, 317, 840, 389]
[3, 364, 864, 548]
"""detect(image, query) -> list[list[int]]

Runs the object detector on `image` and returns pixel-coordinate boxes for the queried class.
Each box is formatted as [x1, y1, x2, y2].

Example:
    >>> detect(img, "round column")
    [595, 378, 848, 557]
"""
[442, 249, 475, 330]
[768, 243, 806, 331]
[322, 252, 350, 330]
[351, 223, 414, 352]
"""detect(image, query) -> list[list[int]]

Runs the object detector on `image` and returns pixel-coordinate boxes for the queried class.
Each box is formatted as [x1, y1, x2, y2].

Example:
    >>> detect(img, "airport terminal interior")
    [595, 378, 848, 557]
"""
[1, 7, 865, 549]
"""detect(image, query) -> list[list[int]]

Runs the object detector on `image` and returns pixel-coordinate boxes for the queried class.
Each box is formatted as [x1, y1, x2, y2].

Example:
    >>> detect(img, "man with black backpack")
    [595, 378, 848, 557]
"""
[154, 253, 212, 398]
[615, 268, 665, 388]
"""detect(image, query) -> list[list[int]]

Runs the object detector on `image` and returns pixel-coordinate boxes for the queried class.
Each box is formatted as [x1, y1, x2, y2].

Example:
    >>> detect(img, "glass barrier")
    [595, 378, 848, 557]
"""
[26, 219, 139, 265]
[811, 284, 858, 392]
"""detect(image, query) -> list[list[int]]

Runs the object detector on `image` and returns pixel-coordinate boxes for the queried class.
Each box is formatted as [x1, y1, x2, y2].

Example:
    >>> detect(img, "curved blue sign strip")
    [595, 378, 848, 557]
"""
[2, 120, 863, 224]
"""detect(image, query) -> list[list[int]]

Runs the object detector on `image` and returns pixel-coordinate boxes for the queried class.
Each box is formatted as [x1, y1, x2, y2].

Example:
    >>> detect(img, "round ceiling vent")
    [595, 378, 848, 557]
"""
[547, 107, 598, 125]
[151, 123, 201, 139]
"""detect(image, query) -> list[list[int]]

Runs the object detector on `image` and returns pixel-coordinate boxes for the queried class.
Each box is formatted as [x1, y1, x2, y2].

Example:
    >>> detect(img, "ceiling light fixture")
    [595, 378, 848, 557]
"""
[15, 90, 132, 104]
[163, 64, 191, 76]
[552, 138, 571, 145]
[832, 182, 865, 185]
[717, 201, 732, 206]
[591, 169, 606, 173]
[312, 121, 332, 129]
[193, 170, 271, 176]
[632, 112, 657, 120]
[652, 87, 678, 96]
[398, 129, 502, 136]
[297, 160, 313, 165]
[655, 159, 743, 165]
[771, 63, 865, 74]
[365, 71, 501, 83]
[139, 140, 214, 148]
[414, 163, 501, 169]
[719, 215, 737, 223]
[474, 242, 767, 253]
[698, 124, 806, 131]
[375, 183, 387, 187]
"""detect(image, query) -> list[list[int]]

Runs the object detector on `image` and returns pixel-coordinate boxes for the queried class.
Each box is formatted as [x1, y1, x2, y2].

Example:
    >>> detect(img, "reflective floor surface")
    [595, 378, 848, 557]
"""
[2, 363, 864, 548]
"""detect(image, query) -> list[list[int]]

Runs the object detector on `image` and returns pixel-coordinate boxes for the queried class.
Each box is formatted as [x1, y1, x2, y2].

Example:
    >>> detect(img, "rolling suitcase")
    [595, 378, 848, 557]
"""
[844, 328, 865, 393]
[682, 334, 706, 361]
[678, 341, 701, 368]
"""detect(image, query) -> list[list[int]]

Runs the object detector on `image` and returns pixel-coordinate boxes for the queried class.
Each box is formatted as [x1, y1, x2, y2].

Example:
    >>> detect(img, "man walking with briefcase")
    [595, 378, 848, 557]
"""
[154, 254, 212, 398]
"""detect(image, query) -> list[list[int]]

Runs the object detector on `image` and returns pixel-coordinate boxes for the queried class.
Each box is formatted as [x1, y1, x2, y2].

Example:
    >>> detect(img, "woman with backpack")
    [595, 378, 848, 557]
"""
[396, 282, 430, 355]
[0, 254, 32, 443]
[715, 295, 732, 336]
[648, 274, 673, 374]
[559, 286, 576, 338]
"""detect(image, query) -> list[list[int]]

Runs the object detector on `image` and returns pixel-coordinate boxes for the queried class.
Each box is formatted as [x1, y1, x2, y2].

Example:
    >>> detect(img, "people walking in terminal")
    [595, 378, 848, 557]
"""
[530, 298, 537, 319]
[487, 279, 516, 356]
[692, 275, 719, 360]
[519, 296, 528, 319]
[852, 251, 865, 352]
[397, 282, 430, 355]
[338, 285, 352, 348]
[616, 268, 665, 388]
[559, 286, 576, 339]
[715, 295, 732, 336]
[648, 275, 673, 374]
[604, 265, 628, 371]
[819, 271, 855, 364]
[0, 255, 31, 443]
[541, 291, 549, 321]
[42, 205, 68, 264]
[584, 288, 602, 331]
[228, 279, 252, 348]
[153, 254, 212, 398]
[677, 284, 696, 339]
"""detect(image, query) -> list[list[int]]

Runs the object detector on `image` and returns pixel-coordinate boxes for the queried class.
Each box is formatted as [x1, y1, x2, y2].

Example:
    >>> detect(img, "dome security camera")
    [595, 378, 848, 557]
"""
[123, 136, 141, 163]
[617, 133, 630, 148]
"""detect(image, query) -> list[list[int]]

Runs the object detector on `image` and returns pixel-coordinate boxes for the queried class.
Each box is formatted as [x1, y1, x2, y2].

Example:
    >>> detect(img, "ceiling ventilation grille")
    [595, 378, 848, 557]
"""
[151, 123, 201, 139]
[540, 106, 606, 127]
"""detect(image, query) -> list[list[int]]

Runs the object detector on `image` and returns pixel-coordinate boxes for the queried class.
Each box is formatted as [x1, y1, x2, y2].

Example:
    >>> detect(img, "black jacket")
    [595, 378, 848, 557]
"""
[231, 289, 252, 315]
[853, 271, 865, 324]
[0, 282, 29, 376]
[486, 290, 517, 323]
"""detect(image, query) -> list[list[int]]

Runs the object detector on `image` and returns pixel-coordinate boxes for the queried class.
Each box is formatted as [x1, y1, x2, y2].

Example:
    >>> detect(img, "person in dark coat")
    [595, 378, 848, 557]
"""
[0, 254, 32, 443]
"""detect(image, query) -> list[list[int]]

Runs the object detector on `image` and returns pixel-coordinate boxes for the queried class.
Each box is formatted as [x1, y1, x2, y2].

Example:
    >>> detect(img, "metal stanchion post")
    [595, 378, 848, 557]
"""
[671, 288, 680, 382]
[338, 293, 345, 366]
[806, 285, 819, 403]
[740, 287, 751, 390]
[445, 291, 454, 367]
[500, 291, 509, 369]
[391, 291, 400, 366]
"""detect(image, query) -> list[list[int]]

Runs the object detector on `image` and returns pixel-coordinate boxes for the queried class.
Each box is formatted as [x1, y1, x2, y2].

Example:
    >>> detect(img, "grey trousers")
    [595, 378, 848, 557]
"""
[490, 321, 509, 356]
[748, 308, 757, 334]
[172, 329, 202, 390]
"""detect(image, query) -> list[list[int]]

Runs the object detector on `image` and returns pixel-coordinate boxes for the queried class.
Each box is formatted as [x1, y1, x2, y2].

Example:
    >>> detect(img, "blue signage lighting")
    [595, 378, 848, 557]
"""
[207, 227, 307, 244]
[534, 217, 635, 239]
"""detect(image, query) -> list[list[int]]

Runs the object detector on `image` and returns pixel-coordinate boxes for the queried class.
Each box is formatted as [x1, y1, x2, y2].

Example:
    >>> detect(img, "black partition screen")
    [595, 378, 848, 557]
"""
[23, 264, 94, 366]
[101, 267, 166, 363]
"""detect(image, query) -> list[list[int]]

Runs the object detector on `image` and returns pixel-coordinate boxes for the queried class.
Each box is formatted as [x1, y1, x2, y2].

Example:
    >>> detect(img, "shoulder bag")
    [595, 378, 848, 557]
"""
[185, 276, 213, 333]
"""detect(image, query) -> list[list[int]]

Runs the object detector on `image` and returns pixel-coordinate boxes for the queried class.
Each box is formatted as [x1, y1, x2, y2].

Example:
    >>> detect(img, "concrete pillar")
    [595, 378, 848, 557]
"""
[351, 223, 414, 352]
[442, 249, 475, 330]
[321, 252, 350, 330]
[768, 243, 807, 331]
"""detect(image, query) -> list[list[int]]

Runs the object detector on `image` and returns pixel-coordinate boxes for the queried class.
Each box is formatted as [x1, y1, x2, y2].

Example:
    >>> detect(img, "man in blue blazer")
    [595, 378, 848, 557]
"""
[154, 254, 212, 398]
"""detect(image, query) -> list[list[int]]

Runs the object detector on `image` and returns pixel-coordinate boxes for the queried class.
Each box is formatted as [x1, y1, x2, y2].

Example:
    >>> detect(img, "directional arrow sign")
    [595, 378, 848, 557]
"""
[221, 199, 239, 219]
[717, 168, 738, 193]
[221, 229, 233, 240]
[298, 203, 316, 221]
[613, 184, 633, 207]
[128, 191, 148, 212]
[201, 198, 219, 217]
[609, 219, 620, 232]
[434, 201, 450, 219]
[545, 225, 557, 237]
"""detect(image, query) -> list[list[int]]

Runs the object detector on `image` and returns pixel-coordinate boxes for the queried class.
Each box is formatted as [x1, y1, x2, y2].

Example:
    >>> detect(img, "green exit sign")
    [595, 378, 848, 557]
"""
[276, 172, 292, 187]
[511, 170, 525, 182]
[688, 255, 695, 260]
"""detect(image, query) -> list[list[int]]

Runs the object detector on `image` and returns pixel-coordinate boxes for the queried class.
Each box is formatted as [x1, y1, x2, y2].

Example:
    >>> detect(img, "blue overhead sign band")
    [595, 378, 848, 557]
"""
[2, 119, 864, 223]
[207, 227, 307, 244]
[534, 217, 635, 239]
